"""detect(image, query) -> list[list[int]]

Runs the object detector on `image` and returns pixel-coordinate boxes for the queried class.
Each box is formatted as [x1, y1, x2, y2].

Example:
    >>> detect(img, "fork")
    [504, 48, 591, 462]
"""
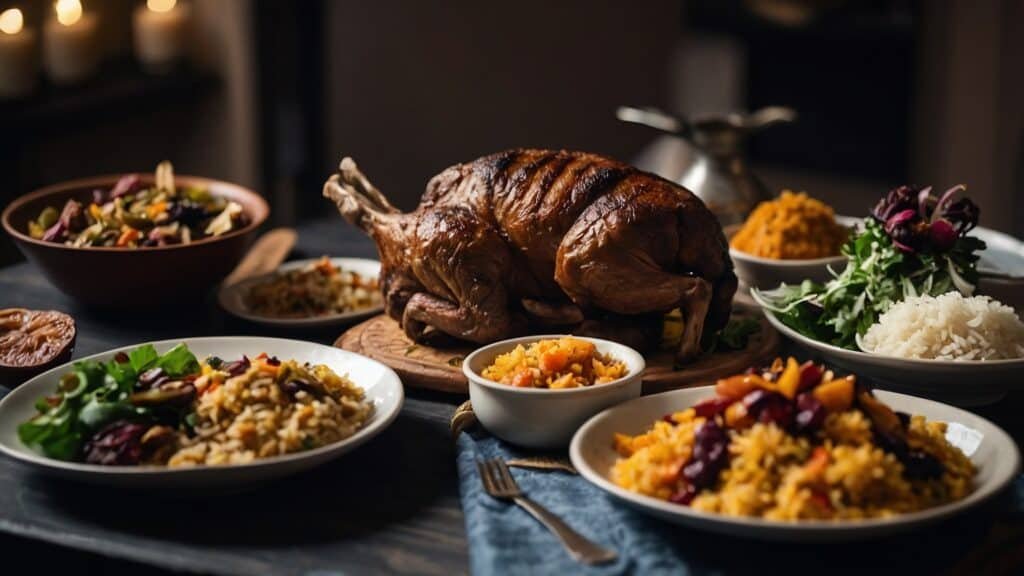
[476, 458, 617, 565]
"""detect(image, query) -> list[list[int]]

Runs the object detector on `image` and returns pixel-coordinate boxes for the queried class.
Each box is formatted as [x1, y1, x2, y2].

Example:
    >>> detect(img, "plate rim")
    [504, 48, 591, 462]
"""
[217, 257, 384, 327]
[761, 308, 1024, 371]
[0, 336, 404, 477]
[569, 385, 1021, 536]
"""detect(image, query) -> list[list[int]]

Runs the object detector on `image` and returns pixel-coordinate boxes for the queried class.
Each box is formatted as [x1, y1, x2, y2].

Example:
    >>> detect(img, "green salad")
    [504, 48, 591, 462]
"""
[18, 343, 200, 462]
[753, 185, 984, 349]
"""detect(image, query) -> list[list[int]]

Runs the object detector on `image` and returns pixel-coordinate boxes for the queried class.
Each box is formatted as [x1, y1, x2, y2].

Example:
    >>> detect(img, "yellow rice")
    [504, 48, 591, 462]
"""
[481, 337, 627, 389]
[613, 408, 974, 520]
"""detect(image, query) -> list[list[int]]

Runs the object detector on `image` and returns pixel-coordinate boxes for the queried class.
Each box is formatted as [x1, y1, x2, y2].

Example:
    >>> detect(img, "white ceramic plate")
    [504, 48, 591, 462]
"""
[763, 311, 1024, 406]
[570, 386, 1020, 541]
[974, 225, 1024, 278]
[218, 257, 384, 328]
[0, 337, 404, 488]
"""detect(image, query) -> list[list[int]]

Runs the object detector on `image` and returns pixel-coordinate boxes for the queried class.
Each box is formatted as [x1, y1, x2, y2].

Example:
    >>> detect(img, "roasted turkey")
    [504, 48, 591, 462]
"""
[324, 149, 737, 362]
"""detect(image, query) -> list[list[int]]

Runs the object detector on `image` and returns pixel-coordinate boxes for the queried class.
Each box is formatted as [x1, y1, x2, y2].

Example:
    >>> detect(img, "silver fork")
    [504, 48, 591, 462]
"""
[476, 458, 617, 565]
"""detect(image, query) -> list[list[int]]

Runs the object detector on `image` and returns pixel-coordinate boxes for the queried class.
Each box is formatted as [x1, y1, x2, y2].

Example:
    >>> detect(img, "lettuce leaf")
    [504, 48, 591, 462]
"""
[156, 343, 199, 377]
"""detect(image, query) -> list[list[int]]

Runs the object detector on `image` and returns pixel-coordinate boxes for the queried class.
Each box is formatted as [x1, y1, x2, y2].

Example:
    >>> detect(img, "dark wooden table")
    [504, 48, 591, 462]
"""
[2, 218, 1023, 576]
[0, 218, 469, 576]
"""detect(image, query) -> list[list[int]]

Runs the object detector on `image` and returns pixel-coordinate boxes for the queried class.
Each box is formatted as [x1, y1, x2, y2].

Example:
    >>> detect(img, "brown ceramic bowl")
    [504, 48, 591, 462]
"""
[1, 174, 269, 308]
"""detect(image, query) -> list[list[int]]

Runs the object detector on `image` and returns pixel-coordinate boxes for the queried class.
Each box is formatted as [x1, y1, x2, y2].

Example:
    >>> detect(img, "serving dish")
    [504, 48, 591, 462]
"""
[1, 174, 269, 307]
[726, 215, 858, 289]
[570, 386, 1020, 541]
[218, 257, 383, 328]
[762, 311, 1024, 406]
[0, 336, 404, 488]
[462, 335, 645, 449]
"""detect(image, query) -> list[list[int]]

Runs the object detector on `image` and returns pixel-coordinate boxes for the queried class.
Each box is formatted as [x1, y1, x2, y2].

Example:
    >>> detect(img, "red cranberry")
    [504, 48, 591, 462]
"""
[692, 396, 734, 418]
[743, 389, 794, 429]
[795, 393, 826, 433]
[669, 484, 699, 506]
[798, 362, 823, 391]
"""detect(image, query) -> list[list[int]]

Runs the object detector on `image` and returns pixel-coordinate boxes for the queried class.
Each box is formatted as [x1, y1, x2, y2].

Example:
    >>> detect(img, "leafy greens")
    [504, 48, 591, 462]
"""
[752, 186, 984, 350]
[17, 343, 199, 460]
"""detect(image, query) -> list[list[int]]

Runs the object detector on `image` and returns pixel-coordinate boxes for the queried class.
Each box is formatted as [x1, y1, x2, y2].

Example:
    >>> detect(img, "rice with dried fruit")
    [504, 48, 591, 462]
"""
[167, 356, 372, 466]
[612, 358, 975, 520]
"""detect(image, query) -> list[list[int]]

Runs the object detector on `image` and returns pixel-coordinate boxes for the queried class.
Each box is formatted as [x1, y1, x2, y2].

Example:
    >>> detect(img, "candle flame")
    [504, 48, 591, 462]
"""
[0, 8, 23, 34]
[147, 0, 176, 13]
[55, 0, 82, 26]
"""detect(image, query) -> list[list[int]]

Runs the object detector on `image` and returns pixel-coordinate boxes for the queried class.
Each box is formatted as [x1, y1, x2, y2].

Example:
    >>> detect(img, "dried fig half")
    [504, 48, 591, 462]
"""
[0, 308, 76, 387]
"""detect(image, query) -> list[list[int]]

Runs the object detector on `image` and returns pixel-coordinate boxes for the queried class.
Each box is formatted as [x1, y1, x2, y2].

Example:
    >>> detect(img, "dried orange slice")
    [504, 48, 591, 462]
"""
[0, 308, 76, 387]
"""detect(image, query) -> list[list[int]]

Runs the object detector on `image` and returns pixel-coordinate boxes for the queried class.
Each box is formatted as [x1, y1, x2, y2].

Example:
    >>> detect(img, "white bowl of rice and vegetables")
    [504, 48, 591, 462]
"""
[0, 337, 403, 488]
[570, 358, 1020, 540]
[753, 185, 1024, 404]
[463, 335, 645, 449]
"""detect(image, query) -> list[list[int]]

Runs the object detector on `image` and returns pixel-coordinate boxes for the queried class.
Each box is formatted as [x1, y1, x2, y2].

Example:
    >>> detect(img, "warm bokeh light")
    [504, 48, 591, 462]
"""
[0, 8, 24, 34]
[55, 0, 83, 26]
[147, 0, 176, 13]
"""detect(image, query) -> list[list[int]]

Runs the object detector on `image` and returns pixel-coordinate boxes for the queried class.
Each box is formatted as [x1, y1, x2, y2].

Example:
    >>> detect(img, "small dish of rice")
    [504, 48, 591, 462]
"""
[859, 292, 1024, 361]
[480, 336, 627, 389]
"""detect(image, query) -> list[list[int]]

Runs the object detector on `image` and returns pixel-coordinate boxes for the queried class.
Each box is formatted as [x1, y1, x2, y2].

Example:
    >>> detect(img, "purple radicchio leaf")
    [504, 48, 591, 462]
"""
[929, 219, 958, 252]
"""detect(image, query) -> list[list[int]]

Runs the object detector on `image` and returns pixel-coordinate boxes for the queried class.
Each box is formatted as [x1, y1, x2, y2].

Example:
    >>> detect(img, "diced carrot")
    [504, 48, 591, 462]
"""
[813, 376, 855, 412]
[716, 373, 775, 399]
[539, 348, 569, 372]
[804, 446, 830, 477]
[511, 369, 534, 388]
[716, 374, 755, 399]
[146, 202, 167, 220]
[725, 401, 754, 428]
[315, 257, 337, 276]
[564, 339, 595, 364]
[776, 357, 801, 398]
[614, 433, 634, 456]
[116, 227, 140, 247]
[661, 459, 685, 483]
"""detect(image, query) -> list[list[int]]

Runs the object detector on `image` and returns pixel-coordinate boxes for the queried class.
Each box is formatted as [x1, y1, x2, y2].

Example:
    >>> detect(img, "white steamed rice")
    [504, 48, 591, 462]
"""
[860, 292, 1024, 361]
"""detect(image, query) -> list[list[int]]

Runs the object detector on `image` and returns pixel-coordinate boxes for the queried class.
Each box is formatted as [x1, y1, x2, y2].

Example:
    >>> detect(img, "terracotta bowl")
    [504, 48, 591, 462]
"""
[2, 174, 269, 308]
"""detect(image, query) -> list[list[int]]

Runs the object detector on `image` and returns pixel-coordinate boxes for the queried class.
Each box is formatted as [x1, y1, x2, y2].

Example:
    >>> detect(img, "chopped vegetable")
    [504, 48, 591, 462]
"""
[17, 343, 199, 460]
[29, 161, 247, 248]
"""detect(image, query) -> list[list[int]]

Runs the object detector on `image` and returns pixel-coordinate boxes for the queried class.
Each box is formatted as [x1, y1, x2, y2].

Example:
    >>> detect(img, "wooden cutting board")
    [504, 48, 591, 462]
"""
[335, 308, 779, 394]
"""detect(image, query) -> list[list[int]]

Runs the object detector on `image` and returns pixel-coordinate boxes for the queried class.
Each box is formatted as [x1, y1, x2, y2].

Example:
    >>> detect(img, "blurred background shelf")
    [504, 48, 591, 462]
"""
[0, 61, 218, 137]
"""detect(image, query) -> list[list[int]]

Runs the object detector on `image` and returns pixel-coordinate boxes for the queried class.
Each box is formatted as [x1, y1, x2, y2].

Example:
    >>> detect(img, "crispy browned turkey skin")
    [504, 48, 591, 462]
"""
[324, 149, 736, 361]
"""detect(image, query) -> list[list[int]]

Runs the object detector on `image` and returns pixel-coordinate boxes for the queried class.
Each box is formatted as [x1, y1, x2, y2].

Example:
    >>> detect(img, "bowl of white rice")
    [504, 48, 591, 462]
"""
[858, 293, 1024, 361]
[763, 293, 1024, 406]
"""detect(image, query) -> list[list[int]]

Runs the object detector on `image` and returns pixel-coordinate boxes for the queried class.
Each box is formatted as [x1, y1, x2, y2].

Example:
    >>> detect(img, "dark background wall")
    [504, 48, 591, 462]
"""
[321, 0, 680, 210]
[1, 0, 1021, 266]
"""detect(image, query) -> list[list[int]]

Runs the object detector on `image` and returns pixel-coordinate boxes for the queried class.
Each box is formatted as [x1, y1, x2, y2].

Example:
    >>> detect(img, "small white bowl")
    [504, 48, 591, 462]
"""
[462, 335, 645, 449]
[726, 215, 859, 289]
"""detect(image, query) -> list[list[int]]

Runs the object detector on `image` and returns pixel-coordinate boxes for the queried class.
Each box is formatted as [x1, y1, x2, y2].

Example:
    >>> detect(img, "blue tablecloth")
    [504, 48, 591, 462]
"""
[456, 432, 1024, 576]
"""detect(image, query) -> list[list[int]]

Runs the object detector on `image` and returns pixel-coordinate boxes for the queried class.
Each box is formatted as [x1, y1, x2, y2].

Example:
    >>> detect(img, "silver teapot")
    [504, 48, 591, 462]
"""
[618, 106, 797, 226]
